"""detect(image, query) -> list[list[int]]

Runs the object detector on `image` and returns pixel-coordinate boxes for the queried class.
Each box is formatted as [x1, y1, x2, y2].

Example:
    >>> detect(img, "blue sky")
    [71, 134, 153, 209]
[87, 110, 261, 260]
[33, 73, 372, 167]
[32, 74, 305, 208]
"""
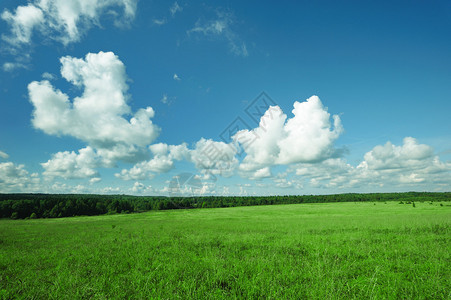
[0, 0, 450, 195]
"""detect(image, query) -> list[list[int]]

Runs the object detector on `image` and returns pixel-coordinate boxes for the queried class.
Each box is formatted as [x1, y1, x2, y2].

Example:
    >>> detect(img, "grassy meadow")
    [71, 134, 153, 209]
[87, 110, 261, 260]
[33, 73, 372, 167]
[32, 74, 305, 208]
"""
[0, 201, 450, 299]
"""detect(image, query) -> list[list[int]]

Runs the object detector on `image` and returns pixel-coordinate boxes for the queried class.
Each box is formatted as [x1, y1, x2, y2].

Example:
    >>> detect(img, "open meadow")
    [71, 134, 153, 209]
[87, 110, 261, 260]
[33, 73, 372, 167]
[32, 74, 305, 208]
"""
[1, 201, 450, 299]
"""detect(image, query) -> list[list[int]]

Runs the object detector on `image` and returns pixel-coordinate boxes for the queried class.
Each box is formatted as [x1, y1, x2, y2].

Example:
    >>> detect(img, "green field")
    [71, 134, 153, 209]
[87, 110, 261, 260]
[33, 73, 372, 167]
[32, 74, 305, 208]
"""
[1, 201, 450, 299]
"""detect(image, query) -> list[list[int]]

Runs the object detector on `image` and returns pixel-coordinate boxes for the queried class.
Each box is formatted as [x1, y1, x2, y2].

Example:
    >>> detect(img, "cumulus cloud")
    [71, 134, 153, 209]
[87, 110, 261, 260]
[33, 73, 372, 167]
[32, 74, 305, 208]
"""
[116, 143, 190, 180]
[29, 51, 160, 171]
[116, 96, 343, 183]
[41, 147, 100, 179]
[173, 73, 181, 81]
[273, 177, 294, 189]
[361, 137, 434, 170]
[0, 162, 40, 192]
[0, 162, 28, 183]
[189, 138, 238, 177]
[131, 181, 153, 194]
[234, 105, 286, 173]
[1, 4, 44, 46]
[96, 144, 149, 167]
[290, 137, 451, 190]
[2, 0, 137, 47]
[234, 96, 343, 177]
[188, 10, 248, 57]
[251, 167, 271, 180]
[116, 138, 239, 181]
[278, 97, 343, 163]
[290, 158, 358, 189]
[356, 137, 451, 187]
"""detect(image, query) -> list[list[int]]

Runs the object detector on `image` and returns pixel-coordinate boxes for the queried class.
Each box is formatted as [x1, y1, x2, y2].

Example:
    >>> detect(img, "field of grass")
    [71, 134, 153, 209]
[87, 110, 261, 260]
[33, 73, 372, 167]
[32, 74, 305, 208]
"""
[1, 201, 450, 299]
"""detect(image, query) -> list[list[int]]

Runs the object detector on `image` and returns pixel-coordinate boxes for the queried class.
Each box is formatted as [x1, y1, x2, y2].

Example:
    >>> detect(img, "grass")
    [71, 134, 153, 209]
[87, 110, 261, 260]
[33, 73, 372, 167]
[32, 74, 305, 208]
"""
[0, 201, 450, 299]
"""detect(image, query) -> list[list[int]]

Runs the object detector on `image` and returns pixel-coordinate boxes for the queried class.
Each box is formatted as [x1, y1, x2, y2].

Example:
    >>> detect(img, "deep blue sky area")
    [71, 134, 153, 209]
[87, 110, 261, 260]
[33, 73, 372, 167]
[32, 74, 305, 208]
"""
[0, 0, 450, 195]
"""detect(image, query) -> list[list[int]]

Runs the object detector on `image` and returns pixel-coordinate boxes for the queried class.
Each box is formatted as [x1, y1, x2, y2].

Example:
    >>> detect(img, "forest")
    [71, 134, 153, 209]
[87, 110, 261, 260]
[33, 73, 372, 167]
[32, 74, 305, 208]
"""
[1, 192, 450, 219]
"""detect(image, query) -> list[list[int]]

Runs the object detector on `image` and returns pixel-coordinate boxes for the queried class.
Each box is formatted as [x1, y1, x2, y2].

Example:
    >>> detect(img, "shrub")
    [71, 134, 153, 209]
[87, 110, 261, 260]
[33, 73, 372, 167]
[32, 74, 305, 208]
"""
[30, 212, 37, 219]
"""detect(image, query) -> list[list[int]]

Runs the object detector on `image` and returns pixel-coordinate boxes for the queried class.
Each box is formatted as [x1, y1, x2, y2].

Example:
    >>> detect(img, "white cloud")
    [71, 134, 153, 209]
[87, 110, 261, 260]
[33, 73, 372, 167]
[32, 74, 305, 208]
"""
[48, 182, 89, 194]
[131, 181, 153, 194]
[0, 162, 40, 192]
[116, 143, 190, 180]
[190, 18, 226, 35]
[290, 137, 451, 191]
[151, 2, 182, 27]
[116, 138, 238, 181]
[355, 137, 451, 188]
[139, 156, 174, 173]
[96, 144, 149, 167]
[361, 137, 434, 170]
[116, 96, 343, 183]
[149, 143, 169, 156]
[115, 166, 152, 181]
[1, 4, 44, 46]
[199, 182, 216, 195]
[239, 186, 248, 196]
[2, 62, 27, 72]
[89, 177, 101, 184]
[160, 94, 168, 104]
[234, 105, 286, 173]
[190, 138, 238, 177]
[173, 73, 181, 81]
[234, 96, 343, 177]
[170, 2, 182, 16]
[219, 185, 230, 196]
[2, 0, 137, 47]
[153, 18, 166, 26]
[290, 158, 357, 189]
[273, 177, 294, 188]
[160, 94, 175, 105]
[0, 162, 27, 182]
[278, 96, 343, 164]
[160, 174, 207, 196]
[251, 167, 271, 180]
[41, 72, 55, 80]
[0, 151, 9, 159]
[41, 146, 100, 179]
[188, 11, 248, 57]
[29, 51, 160, 168]
[399, 173, 425, 184]
[101, 186, 121, 194]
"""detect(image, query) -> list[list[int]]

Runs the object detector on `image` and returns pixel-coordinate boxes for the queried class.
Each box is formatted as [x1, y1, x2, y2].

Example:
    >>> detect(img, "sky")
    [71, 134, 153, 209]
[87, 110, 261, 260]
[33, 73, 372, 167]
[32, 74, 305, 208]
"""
[0, 0, 450, 196]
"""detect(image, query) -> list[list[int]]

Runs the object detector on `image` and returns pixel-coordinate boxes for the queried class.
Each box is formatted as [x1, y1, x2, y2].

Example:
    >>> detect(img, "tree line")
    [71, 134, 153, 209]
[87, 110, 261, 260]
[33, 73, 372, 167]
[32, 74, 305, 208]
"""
[0, 192, 449, 219]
